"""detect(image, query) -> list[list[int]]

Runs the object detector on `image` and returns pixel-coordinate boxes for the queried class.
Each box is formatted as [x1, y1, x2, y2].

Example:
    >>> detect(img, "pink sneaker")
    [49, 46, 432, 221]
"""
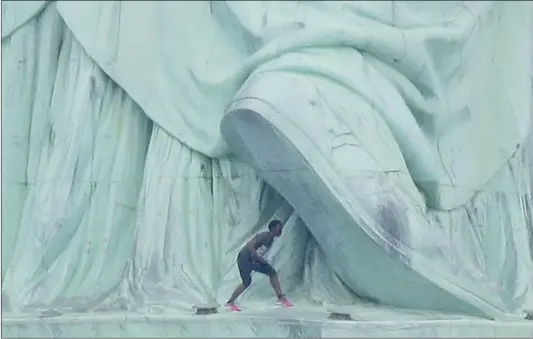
[276, 296, 293, 307]
[225, 302, 241, 312]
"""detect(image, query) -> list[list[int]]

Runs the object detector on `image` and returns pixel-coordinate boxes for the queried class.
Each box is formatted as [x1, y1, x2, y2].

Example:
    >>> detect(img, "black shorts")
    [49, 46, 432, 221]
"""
[237, 250, 276, 286]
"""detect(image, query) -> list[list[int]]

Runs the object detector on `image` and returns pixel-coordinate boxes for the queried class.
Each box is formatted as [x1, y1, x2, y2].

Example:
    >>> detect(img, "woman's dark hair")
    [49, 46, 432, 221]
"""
[268, 219, 282, 231]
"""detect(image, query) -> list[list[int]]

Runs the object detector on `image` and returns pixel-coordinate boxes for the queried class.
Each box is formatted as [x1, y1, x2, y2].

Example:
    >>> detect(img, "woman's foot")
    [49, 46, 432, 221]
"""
[276, 296, 293, 307]
[225, 302, 241, 312]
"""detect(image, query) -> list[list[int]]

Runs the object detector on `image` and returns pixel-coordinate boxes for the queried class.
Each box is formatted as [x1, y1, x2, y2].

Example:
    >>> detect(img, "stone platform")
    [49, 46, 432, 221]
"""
[3, 302, 533, 338]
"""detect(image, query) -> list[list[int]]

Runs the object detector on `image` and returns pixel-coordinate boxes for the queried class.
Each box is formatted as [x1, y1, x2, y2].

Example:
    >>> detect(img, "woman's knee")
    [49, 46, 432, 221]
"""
[266, 265, 277, 277]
